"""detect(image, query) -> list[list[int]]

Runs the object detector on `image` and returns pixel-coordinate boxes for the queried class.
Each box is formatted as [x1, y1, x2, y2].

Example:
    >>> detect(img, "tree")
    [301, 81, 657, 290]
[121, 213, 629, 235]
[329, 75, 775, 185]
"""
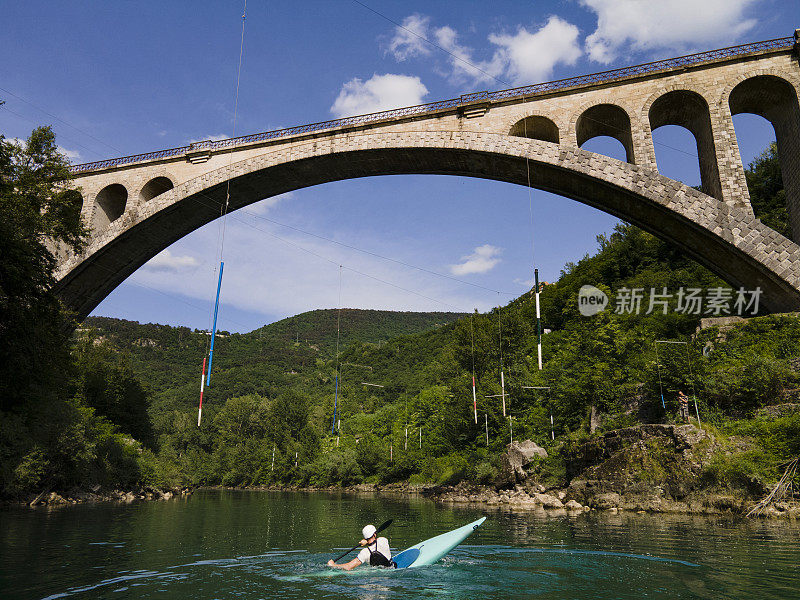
[0, 127, 87, 408]
[746, 142, 790, 240]
[71, 336, 155, 447]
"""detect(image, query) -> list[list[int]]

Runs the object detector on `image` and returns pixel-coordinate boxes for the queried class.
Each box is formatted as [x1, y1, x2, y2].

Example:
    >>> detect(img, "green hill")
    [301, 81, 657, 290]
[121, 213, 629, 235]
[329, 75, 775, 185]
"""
[4, 135, 797, 504]
[82, 309, 465, 420]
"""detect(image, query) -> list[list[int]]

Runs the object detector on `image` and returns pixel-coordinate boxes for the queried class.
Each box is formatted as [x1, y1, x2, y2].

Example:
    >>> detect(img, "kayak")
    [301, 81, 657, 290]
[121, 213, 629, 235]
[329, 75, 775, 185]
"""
[302, 517, 486, 578]
[391, 517, 486, 569]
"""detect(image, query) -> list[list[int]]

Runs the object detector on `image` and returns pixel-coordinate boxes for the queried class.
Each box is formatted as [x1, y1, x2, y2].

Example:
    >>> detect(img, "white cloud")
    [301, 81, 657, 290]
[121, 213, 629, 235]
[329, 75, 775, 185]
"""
[388, 14, 432, 61]
[143, 249, 200, 273]
[330, 74, 428, 118]
[188, 133, 228, 144]
[434, 26, 506, 85]
[581, 0, 758, 64]
[58, 146, 81, 162]
[489, 16, 582, 85]
[129, 214, 496, 321]
[450, 245, 502, 276]
[386, 14, 581, 87]
[245, 192, 294, 216]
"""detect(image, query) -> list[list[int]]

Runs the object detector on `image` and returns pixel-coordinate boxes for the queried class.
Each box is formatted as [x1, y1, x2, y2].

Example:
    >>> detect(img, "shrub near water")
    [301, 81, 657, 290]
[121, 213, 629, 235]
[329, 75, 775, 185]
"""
[702, 413, 800, 495]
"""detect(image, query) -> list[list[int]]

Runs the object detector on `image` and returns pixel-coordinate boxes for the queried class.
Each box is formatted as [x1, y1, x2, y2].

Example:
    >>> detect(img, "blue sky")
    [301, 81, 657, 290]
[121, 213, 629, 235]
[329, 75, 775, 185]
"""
[2, 1, 795, 332]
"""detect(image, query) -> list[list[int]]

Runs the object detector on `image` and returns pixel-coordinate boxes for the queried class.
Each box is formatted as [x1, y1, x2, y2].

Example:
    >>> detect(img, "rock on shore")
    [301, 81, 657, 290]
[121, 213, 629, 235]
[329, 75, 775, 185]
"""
[24, 486, 193, 507]
[430, 427, 800, 518]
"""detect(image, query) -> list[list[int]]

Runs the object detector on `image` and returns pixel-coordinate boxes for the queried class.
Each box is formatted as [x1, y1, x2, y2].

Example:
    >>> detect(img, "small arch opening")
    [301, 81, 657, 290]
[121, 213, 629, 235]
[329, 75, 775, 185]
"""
[650, 125, 703, 189]
[93, 184, 127, 233]
[139, 176, 174, 203]
[649, 90, 721, 199]
[509, 116, 559, 144]
[730, 75, 800, 240]
[575, 104, 634, 164]
[580, 136, 629, 163]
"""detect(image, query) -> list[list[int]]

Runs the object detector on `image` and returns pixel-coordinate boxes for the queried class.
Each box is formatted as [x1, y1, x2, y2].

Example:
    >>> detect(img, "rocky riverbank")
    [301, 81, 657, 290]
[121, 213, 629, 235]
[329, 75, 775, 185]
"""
[427, 480, 799, 518]
[11, 423, 797, 519]
[11, 485, 194, 508]
[429, 424, 800, 519]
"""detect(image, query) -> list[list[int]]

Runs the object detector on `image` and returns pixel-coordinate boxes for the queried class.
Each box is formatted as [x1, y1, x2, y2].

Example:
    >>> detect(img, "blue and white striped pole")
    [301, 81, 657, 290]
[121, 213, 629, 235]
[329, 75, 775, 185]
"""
[206, 261, 224, 387]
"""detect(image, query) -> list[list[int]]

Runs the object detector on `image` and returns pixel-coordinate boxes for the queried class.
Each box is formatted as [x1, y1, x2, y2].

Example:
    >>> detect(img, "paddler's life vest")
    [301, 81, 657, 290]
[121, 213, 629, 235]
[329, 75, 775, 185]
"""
[367, 540, 395, 568]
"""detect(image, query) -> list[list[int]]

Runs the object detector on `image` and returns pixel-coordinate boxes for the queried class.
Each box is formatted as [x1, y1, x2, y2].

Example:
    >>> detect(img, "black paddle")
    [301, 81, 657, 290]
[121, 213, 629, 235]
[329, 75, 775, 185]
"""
[332, 519, 393, 562]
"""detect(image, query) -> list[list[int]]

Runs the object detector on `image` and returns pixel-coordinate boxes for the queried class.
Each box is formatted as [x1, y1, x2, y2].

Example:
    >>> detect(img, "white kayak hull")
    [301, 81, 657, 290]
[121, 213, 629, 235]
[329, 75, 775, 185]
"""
[392, 517, 486, 569]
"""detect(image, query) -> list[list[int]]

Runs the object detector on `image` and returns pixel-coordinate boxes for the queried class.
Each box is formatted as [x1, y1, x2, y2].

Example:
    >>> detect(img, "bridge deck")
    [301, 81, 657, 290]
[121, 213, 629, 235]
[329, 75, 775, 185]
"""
[69, 36, 795, 175]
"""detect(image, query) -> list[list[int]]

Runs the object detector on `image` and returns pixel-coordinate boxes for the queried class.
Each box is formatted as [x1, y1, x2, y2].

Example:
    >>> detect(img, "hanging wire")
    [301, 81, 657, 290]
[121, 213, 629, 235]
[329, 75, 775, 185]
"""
[497, 299, 504, 371]
[219, 0, 248, 253]
[470, 310, 478, 424]
[235, 206, 514, 295]
[684, 342, 702, 427]
[199, 1, 248, 415]
[523, 118, 536, 269]
[497, 298, 507, 417]
[331, 265, 343, 435]
[520, 110, 543, 372]
[655, 342, 666, 409]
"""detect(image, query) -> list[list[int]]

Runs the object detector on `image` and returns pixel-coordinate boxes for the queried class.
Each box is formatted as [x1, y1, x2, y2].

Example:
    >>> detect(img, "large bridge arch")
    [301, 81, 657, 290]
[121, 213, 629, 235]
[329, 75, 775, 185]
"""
[55, 130, 800, 318]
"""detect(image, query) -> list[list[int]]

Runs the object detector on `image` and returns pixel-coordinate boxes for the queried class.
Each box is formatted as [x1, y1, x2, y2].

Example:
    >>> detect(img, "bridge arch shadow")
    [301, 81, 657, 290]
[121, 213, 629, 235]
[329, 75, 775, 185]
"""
[576, 103, 634, 165]
[649, 90, 721, 201]
[56, 131, 800, 318]
[728, 74, 800, 241]
[139, 176, 175, 204]
[509, 116, 559, 144]
[92, 183, 127, 234]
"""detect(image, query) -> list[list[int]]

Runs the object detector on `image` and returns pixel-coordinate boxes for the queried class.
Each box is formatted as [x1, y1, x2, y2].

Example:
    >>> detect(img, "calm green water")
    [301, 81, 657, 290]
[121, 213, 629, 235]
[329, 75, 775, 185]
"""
[1, 490, 799, 599]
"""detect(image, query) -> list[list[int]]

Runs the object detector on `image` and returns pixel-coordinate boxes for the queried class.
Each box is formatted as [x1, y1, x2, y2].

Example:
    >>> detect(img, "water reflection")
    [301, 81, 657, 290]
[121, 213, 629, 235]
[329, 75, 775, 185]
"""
[1, 490, 798, 599]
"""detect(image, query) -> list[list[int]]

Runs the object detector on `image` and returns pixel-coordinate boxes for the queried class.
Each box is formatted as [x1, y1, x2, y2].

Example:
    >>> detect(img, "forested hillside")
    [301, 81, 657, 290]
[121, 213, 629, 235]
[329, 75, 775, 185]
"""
[2, 129, 797, 505]
[78, 221, 800, 495]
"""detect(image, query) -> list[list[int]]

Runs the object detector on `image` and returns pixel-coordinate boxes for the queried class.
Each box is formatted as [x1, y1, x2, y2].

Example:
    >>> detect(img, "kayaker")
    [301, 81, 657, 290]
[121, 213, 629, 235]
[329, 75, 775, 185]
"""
[327, 524, 394, 570]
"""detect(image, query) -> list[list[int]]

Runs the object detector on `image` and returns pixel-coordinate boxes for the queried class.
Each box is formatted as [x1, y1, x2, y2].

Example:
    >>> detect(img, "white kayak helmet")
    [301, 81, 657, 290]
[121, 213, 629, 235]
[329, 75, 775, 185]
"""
[362, 524, 377, 539]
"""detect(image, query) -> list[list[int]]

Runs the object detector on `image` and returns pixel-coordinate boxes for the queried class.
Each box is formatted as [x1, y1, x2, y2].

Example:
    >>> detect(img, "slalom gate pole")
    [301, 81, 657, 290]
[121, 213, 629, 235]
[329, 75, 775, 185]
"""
[206, 262, 224, 387]
[197, 357, 207, 426]
[501, 371, 506, 417]
[331, 372, 339, 435]
[472, 376, 478, 424]
[535, 268, 542, 370]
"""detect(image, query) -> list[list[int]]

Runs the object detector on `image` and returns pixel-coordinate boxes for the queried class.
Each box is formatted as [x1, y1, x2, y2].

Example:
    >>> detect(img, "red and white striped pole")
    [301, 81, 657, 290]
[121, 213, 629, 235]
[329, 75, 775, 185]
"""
[472, 376, 478, 424]
[197, 357, 207, 426]
[535, 268, 543, 370]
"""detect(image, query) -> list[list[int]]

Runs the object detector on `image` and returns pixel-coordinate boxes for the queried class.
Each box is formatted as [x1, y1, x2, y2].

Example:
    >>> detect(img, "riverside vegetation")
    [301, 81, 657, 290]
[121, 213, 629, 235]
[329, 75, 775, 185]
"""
[1, 128, 798, 516]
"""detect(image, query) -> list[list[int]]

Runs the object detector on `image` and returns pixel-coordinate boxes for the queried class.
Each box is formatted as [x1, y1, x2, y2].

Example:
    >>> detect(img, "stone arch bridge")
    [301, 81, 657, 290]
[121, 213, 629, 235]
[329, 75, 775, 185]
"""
[57, 33, 800, 318]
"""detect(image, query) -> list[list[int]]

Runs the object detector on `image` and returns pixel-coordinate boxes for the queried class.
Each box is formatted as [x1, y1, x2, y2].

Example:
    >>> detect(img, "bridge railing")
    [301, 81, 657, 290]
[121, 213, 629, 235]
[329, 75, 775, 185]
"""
[70, 36, 795, 174]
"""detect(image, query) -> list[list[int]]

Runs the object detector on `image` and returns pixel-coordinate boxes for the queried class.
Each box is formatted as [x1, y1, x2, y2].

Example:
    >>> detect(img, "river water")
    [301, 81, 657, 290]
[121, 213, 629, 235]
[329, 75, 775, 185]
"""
[1, 489, 798, 599]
